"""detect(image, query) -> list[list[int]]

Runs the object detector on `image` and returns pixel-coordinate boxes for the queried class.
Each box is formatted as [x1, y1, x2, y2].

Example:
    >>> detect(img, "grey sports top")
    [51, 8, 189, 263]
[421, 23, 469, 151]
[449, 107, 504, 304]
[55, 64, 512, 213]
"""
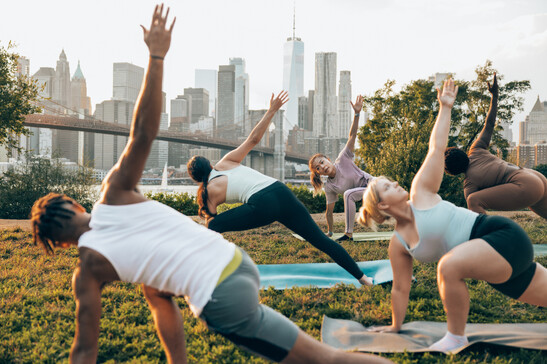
[394, 200, 479, 263]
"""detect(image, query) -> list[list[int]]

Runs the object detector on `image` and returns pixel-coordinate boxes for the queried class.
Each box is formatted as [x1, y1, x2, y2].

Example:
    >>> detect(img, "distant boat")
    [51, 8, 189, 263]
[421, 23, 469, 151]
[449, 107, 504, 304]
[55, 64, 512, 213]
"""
[160, 163, 174, 192]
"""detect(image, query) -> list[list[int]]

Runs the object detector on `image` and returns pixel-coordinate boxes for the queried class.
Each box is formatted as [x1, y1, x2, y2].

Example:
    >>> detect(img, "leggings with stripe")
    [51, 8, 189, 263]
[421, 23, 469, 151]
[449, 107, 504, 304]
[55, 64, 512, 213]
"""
[208, 181, 365, 280]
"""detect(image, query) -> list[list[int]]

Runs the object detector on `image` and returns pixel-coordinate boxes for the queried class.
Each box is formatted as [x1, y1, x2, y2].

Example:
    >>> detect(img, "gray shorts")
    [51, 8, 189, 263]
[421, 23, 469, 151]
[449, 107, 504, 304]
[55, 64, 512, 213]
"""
[200, 249, 299, 362]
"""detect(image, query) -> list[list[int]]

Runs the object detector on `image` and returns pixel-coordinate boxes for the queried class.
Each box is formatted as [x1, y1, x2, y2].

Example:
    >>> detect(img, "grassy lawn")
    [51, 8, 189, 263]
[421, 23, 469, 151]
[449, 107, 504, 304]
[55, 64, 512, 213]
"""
[0, 213, 545, 363]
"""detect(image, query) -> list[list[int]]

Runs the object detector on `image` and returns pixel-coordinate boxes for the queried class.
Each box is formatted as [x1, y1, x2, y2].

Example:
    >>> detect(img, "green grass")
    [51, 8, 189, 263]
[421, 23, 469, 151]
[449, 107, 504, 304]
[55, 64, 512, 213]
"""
[0, 214, 546, 363]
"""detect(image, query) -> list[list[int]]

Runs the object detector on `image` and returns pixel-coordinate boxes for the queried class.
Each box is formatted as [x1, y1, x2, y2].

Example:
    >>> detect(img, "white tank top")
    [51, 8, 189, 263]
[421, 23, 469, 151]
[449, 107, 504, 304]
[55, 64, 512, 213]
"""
[78, 200, 236, 317]
[209, 165, 276, 203]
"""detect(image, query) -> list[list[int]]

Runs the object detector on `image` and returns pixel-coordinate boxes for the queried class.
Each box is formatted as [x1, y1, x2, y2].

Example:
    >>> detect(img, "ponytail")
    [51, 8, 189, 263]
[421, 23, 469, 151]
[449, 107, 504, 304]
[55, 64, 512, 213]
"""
[187, 156, 216, 219]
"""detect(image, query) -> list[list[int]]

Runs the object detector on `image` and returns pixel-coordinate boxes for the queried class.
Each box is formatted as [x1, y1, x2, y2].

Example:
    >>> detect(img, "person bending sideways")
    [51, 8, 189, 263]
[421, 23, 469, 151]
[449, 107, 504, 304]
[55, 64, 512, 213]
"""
[444, 73, 547, 219]
[30, 6, 391, 364]
[308, 95, 375, 242]
[187, 92, 373, 286]
[358, 79, 547, 352]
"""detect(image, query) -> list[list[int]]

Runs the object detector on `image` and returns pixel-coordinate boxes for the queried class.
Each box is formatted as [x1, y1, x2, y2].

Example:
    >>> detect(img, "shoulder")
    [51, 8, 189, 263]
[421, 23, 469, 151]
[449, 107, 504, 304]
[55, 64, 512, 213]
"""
[77, 247, 120, 284]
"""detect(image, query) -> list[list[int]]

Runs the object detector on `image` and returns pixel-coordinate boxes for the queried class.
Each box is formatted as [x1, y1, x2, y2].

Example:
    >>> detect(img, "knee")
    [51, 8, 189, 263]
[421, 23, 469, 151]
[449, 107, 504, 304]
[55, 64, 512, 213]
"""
[437, 254, 464, 282]
[466, 193, 483, 212]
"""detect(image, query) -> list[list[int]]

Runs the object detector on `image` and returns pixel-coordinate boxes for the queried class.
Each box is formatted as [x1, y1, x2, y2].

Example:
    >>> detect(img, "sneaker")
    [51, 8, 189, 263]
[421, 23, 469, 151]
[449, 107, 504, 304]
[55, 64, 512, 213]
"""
[335, 234, 353, 242]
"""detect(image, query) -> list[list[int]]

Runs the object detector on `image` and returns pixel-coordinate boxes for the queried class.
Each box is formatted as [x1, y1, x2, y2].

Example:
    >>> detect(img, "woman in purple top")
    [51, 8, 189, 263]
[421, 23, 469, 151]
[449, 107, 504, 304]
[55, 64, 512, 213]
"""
[309, 95, 374, 242]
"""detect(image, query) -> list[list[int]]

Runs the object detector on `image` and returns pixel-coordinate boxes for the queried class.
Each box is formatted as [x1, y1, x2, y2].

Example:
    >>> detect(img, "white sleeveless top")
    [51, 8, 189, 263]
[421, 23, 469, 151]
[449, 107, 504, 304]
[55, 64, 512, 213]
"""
[209, 165, 276, 203]
[78, 200, 236, 316]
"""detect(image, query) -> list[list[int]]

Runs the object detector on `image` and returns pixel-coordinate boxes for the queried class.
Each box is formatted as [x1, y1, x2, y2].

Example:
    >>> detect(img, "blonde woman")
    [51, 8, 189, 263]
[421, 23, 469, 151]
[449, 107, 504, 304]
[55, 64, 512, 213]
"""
[309, 95, 374, 241]
[358, 79, 547, 352]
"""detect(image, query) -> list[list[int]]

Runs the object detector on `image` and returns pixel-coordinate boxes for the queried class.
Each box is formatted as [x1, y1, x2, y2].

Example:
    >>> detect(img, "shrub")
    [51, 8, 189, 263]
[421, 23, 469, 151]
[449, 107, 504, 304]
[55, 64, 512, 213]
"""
[145, 192, 198, 216]
[0, 154, 97, 218]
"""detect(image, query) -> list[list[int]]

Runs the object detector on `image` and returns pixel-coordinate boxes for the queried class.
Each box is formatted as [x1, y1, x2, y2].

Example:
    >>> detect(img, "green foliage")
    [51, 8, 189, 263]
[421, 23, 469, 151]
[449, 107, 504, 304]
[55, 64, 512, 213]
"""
[145, 191, 198, 216]
[0, 42, 41, 152]
[0, 213, 545, 363]
[533, 164, 547, 178]
[0, 154, 97, 218]
[357, 61, 530, 206]
[287, 184, 346, 213]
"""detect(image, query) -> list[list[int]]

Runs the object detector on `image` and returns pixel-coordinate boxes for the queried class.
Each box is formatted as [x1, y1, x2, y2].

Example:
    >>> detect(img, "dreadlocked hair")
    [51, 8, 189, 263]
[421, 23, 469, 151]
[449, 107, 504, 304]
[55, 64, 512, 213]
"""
[187, 155, 216, 219]
[309, 154, 327, 196]
[30, 193, 76, 255]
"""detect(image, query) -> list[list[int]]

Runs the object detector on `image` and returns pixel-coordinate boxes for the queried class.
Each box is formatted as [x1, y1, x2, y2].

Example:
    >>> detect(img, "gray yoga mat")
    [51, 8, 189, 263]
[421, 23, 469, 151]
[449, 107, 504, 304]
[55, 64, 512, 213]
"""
[257, 260, 393, 289]
[533, 244, 547, 257]
[292, 231, 394, 242]
[321, 316, 547, 354]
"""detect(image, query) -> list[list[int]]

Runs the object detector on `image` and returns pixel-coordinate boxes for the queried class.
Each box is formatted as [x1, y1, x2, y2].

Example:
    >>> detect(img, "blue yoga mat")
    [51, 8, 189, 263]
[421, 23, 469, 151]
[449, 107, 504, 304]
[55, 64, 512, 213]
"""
[257, 260, 393, 289]
[533, 244, 547, 257]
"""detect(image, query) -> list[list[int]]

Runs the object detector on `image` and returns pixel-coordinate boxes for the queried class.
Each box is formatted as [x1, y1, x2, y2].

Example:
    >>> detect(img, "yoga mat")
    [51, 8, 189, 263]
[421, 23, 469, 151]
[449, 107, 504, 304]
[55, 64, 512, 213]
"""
[321, 316, 547, 354]
[533, 244, 547, 257]
[292, 231, 394, 242]
[258, 260, 392, 289]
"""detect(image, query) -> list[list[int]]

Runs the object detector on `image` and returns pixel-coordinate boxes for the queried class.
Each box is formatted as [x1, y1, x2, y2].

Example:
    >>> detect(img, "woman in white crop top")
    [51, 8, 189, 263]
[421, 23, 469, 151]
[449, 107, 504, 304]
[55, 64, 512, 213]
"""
[27, 8, 393, 364]
[188, 92, 373, 287]
[358, 79, 547, 352]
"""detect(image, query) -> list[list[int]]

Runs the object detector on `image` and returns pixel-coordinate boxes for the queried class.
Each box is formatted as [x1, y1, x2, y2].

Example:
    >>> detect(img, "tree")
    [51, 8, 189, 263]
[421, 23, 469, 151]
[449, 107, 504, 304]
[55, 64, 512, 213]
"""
[534, 164, 547, 178]
[356, 61, 530, 206]
[0, 154, 98, 219]
[0, 42, 41, 153]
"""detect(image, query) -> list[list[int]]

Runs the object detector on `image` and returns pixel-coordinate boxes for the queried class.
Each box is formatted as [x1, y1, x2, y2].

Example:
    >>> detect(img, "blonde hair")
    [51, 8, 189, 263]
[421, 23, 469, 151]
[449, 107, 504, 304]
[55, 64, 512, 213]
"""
[358, 176, 392, 231]
[308, 154, 327, 196]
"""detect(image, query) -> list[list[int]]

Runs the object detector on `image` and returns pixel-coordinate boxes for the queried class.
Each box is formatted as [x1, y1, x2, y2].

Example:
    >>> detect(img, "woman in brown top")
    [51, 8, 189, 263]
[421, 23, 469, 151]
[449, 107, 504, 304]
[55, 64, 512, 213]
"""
[444, 74, 547, 219]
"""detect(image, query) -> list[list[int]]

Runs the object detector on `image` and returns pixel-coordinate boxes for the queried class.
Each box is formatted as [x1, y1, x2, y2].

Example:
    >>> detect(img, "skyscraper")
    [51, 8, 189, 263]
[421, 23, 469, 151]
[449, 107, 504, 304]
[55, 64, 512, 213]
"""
[282, 8, 304, 131]
[113, 63, 144, 103]
[217, 64, 236, 131]
[183, 88, 209, 124]
[31, 67, 55, 156]
[523, 96, 547, 145]
[338, 71, 352, 138]
[195, 69, 217, 117]
[229, 58, 249, 125]
[313, 52, 337, 137]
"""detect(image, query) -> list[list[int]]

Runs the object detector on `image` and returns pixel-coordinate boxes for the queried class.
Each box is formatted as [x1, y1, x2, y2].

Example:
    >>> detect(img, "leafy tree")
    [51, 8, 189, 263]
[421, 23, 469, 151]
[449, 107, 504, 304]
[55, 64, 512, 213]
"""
[534, 164, 547, 178]
[0, 154, 97, 218]
[356, 61, 530, 205]
[0, 42, 41, 152]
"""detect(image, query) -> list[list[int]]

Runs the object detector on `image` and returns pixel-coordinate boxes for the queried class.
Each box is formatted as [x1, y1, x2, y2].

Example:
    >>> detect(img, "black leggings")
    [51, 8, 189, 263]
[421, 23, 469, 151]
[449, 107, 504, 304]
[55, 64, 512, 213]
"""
[208, 181, 365, 280]
[470, 214, 537, 299]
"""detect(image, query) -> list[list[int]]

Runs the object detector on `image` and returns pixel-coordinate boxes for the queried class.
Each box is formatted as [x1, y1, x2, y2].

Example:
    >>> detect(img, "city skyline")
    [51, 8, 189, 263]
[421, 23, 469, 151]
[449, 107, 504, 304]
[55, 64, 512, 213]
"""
[2, 0, 546, 141]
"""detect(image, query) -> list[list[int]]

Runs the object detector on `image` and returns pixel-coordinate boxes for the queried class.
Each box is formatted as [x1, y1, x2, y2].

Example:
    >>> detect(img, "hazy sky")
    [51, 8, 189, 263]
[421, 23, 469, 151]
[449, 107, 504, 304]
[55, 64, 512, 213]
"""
[2, 0, 546, 140]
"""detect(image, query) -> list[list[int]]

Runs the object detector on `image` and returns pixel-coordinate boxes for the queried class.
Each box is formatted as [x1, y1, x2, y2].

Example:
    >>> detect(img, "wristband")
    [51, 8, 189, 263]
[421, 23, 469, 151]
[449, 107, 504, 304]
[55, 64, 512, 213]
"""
[150, 55, 164, 60]
[355, 113, 360, 117]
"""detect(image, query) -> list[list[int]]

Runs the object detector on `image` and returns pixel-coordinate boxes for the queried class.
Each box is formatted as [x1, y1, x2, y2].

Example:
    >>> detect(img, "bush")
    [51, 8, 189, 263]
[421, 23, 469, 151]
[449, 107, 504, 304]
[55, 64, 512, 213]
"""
[534, 164, 547, 178]
[145, 192, 198, 216]
[0, 154, 97, 219]
[286, 184, 348, 214]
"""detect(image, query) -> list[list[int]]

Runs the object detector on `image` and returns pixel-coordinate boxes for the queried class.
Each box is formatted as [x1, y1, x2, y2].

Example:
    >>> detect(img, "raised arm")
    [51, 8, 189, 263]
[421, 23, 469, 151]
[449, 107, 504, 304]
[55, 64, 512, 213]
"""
[470, 73, 499, 151]
[217, 91, 288, 166]
[103, 5, 175, 195]
[410, 79, 458, 204]
[345, 95, 364, 152]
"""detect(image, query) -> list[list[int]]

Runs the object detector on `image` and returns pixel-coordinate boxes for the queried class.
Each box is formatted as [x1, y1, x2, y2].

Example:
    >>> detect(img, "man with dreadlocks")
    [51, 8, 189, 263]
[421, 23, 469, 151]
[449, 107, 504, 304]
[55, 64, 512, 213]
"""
[29, 5, 392, 364]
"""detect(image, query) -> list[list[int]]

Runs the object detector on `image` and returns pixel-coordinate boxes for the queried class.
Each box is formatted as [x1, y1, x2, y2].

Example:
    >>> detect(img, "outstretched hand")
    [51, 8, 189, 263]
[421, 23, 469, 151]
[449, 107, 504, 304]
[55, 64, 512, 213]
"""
[487, 73, 498, 98]
[141, 4, 176, 59]
[350, 95, 364, 114]
[269, 91, 289, 112]
[437, 78, 458, 108]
